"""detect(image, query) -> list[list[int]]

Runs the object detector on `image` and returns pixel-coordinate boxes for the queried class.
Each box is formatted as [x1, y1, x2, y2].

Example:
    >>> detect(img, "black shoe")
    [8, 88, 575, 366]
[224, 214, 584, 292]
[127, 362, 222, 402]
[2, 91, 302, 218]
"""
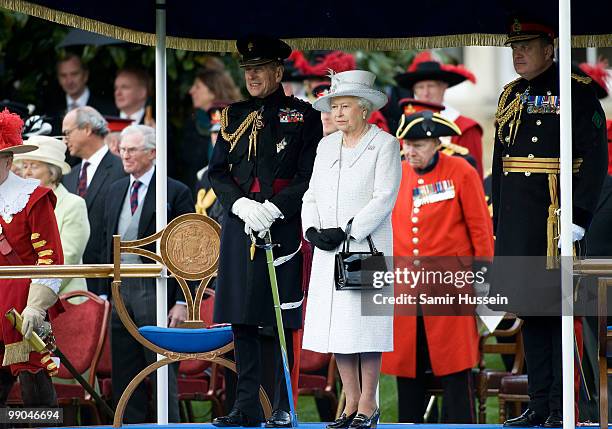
[213, 409, 261, 427]
[327, 411, 357, 429]
[349, 408, 380, 429]
[543, 411, 562, 428]
[503, 409, 546, 427]
[264, 410, 292, 428]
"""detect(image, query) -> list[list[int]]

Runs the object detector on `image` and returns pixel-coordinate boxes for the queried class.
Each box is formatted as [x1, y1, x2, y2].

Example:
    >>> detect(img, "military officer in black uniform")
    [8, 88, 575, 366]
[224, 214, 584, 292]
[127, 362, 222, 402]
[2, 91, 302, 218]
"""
[209, 36, 322, 427]
[491, 20, 608, 427]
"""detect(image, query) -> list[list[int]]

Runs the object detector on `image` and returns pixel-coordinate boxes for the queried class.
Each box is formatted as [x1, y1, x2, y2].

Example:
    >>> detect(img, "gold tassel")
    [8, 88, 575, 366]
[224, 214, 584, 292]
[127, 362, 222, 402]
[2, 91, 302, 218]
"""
[546, 174, 560, 269]
[2, 340, 35, 366]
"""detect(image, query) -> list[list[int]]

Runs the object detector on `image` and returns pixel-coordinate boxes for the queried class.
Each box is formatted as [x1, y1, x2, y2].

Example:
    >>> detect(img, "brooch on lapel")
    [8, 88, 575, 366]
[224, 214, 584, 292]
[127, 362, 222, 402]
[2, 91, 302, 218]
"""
[277, 138, 288, 153]
[278, 108, 304, 123]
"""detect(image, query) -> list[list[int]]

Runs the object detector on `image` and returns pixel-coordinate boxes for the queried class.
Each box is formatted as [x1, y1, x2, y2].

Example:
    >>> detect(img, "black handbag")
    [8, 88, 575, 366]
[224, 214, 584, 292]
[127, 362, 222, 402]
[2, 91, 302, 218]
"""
[334, 220, 388, 291]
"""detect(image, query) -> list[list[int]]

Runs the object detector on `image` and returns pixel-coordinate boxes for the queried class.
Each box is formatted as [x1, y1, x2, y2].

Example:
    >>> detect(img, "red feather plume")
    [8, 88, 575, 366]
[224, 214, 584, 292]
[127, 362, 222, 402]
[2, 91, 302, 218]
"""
[0, 108, 24, 150]
[289, 50, 356, 77]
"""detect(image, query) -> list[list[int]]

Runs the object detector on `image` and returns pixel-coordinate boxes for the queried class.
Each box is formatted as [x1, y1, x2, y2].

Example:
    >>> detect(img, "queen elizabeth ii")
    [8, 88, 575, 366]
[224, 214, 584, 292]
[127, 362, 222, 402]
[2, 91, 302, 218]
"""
[301, 70, 401, 429]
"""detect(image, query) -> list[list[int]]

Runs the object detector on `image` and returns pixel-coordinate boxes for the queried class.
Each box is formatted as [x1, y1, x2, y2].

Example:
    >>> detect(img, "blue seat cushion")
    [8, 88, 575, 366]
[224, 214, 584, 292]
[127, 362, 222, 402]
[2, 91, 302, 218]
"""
[139, 325, 233, 353]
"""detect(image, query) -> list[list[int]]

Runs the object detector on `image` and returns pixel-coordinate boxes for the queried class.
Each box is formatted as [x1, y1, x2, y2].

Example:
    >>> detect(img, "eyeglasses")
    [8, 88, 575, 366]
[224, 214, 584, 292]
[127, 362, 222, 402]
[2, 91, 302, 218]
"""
[62, 127, 80, 137]
[119, 147, 149, 155]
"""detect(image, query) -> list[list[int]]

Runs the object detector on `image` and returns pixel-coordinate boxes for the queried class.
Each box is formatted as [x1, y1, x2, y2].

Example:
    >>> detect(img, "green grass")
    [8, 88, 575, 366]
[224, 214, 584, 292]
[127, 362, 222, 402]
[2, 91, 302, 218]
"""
[187, 349, 508, 423]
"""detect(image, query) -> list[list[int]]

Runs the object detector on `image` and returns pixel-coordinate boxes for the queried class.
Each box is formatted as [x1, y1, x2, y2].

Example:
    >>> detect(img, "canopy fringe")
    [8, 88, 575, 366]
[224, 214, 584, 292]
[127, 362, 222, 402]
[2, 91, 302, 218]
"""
[1, 0, 611, 51]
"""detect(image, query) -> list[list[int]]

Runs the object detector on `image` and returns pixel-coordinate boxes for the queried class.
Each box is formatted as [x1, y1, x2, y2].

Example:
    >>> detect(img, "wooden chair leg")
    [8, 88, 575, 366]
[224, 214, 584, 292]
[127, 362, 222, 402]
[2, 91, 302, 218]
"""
[499, 397, 506, 424]
[179, 400, 187, 422]
[599, 278, 608, 429]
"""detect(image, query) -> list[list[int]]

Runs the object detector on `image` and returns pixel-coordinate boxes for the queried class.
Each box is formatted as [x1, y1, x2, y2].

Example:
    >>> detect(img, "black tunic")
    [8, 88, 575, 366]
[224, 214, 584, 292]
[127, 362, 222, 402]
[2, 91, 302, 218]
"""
[491, 63, 608, 315]
[208, 87, 322, 329]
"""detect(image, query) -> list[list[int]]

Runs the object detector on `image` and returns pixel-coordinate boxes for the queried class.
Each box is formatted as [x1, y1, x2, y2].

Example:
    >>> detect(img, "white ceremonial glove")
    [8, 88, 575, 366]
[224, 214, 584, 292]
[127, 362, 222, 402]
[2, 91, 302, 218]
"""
[572, 224, 585, 241]
[263, 200, 283, 220]
[22, 283, 58, 340]
[231, 197, 275, 232]
[558, 224, 586, 248]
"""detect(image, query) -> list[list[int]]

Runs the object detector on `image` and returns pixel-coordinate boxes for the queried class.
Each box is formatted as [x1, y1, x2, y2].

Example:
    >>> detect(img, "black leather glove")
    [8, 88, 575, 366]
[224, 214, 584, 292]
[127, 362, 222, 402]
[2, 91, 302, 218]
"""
[305, 227, 339, 251]
[319, 227, 346, 248]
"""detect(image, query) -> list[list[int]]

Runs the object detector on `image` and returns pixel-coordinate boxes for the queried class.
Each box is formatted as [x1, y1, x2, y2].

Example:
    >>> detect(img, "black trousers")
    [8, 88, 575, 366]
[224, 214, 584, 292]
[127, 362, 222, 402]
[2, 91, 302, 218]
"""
[396, 317, 475, 423]
[232, 324, 294, 419]
[521, 316, 562, 417]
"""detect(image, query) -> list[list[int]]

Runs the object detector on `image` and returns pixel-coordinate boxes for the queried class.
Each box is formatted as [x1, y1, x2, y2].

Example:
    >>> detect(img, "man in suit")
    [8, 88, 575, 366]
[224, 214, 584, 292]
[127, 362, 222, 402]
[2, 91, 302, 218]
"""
[46, 54, 115, 151]
[114, 67, 151, 125]
[103, 124, 193, 423]
[62, 106, 126, 296]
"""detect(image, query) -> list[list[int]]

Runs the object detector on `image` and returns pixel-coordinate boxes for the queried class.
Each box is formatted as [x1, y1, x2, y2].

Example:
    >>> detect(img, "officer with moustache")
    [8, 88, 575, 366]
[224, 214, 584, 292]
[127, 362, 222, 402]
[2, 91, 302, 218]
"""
[491, 20, 608, 427]
[208, 36, 322, 427]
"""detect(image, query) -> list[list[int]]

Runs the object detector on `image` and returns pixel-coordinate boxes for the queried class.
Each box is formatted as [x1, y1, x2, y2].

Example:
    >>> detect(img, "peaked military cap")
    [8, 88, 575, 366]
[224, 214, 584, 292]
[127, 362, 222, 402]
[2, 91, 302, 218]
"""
[236, 36, 292, 67]
[505, 19, 556, 45]
[397, 110, 461, 140]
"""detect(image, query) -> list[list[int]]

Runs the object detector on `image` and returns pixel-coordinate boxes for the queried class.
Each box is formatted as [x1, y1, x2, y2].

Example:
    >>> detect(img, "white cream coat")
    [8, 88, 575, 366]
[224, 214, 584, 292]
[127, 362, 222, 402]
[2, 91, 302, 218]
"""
[53, 183, 90, 294]
[301, 125, 401, 353]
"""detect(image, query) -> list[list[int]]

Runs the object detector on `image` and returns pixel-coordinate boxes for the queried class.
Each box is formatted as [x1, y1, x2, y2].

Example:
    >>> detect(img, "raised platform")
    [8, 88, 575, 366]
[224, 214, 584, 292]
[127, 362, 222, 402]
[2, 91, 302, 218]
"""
[41, 424, 594, 429]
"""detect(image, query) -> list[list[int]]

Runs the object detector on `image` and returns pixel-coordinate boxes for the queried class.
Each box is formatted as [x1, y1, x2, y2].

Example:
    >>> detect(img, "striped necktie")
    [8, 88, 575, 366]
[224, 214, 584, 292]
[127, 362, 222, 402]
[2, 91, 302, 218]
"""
[76, 161, 90, 197]
[130, 180, 142, 215]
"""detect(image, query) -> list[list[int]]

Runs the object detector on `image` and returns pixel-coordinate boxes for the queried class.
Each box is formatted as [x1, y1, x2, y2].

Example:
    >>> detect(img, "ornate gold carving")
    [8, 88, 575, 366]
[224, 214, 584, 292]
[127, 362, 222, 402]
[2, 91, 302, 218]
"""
[161, 214, 221, 281]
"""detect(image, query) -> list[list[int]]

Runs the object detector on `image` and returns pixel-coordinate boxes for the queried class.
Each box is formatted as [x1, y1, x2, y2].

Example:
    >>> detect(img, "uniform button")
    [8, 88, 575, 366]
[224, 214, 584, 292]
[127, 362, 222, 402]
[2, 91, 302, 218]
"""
[412, 216, 418, 223]
[504, 172, 509, 176]
[413, 249, 419, 256]
[528, 154, 534, 159]
[532, 136, 538, 143]
[413, 259, 421, 266]
[505, 154, 510, 158]
[417, 178, 425, 185]
[412, 227, 418, 233]
[525, 172, 531, 176]
[536, 120, 542, 126]
[504, 136, 510, 143]
[546, 91, 552, 95]
[412, 237, 419, 244]
[413, 207, 420, 214]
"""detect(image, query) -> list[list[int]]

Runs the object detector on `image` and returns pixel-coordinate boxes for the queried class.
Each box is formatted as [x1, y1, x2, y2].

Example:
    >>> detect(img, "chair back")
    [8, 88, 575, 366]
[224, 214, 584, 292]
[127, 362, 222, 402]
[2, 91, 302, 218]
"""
[52, 291, 111, 385]
[479, 315, 525, 375]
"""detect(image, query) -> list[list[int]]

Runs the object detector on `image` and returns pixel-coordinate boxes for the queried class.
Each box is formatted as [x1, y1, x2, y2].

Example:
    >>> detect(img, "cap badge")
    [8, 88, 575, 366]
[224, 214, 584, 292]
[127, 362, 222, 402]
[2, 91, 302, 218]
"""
[248, 42, 254, 51]
[512, 19, 522, 32]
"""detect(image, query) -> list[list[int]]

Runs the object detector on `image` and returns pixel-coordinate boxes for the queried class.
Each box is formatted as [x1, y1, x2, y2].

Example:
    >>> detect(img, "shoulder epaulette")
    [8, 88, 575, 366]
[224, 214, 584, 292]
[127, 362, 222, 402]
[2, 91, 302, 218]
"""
[571, 73, 592, 85]
[503, 77, 522, 90]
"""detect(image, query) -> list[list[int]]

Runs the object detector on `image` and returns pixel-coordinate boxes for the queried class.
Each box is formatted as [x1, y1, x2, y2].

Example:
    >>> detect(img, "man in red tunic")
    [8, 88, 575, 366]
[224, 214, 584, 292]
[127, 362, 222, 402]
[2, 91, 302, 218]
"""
[381, 110, 493, 423]
[0, 109, 64, 408]
[395, 51, 484, 177]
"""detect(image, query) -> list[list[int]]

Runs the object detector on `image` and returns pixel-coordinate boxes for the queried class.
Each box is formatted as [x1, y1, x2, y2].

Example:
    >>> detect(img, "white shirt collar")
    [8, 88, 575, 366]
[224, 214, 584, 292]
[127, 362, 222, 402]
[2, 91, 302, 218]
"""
[0, 171, 40, 219]
[440, 104, 460, 122]
[83, 144, 108, 168]
[130, 165, 155, 188]
[120, 107, 145, 125]
[66, 87, 90, 110]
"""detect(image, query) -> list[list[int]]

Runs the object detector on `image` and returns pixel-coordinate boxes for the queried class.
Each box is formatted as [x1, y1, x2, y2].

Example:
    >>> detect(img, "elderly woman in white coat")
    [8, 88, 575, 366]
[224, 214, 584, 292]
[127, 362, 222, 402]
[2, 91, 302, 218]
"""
[14, 136, 90, 294]
[301, 70, 401, 429]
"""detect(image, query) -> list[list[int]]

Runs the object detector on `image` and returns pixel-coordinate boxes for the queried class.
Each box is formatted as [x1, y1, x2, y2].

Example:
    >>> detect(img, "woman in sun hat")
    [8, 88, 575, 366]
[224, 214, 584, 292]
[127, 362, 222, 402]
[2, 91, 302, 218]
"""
[14, 135, 90, 294]
[301, 70, 401, 429]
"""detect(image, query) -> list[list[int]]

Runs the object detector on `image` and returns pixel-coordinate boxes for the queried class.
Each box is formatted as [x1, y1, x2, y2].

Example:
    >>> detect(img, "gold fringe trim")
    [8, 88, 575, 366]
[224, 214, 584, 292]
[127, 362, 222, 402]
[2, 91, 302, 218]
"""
[2, 340, 35, 366]
[1, 0, 611, 51]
